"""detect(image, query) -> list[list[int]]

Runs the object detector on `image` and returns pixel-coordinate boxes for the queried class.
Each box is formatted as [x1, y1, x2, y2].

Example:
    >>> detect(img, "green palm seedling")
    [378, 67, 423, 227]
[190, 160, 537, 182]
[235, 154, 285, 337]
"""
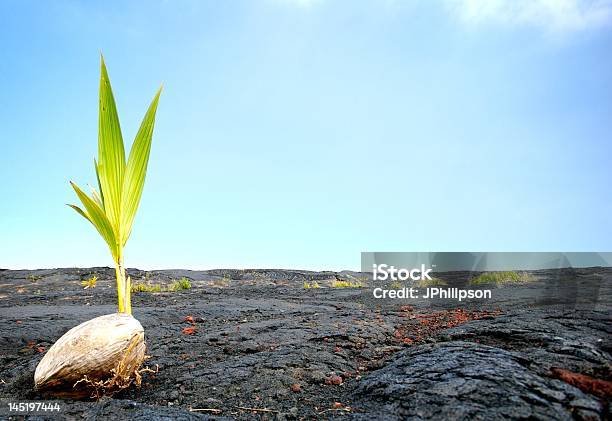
[34, 56, 161, 398]
[69, 55, 161, 314]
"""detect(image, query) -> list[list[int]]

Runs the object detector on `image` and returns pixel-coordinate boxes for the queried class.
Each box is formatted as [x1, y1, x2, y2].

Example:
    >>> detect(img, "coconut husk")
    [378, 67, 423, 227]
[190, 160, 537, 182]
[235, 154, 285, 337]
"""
[34, 313, 146, 399]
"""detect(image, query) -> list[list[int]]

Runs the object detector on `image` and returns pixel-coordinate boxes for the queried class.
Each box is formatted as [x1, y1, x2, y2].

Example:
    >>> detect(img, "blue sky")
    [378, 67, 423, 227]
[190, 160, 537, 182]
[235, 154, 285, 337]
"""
[1, 0, 611, 271]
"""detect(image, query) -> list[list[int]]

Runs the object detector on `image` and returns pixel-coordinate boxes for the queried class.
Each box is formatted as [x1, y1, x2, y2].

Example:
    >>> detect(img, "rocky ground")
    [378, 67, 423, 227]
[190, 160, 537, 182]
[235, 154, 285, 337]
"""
[0, 267, 610, 420]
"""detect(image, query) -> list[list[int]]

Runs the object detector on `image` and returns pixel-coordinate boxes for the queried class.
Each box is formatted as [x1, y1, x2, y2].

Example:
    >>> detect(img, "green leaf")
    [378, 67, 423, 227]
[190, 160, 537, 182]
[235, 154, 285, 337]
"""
[70, 56, 161, 265]
[94, 158, 105, 207]
[120, 86, 162, 245]
[98, 55, 125, 237]
[68, 204, 90, 222]
[70, 181, 119, 261]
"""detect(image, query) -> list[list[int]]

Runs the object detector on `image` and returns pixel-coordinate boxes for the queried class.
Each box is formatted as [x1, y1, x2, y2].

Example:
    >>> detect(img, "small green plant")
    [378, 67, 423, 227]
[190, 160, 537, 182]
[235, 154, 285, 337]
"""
[416, 277, 448, 288]
[304, 280, 321, 288]
[331, 280, 363, 288]
[131, 282, 162, 293]
[131, 277, 191, 293]
[169, 277, 192, 291]
[81, 275, 98, 289]
[27, 274, 42, 283]
[469, 271, 534, 286]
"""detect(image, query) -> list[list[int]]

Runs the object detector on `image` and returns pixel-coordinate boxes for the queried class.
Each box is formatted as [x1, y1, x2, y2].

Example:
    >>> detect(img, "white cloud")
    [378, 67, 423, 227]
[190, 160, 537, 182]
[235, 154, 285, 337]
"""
[446, 0, 612, 32]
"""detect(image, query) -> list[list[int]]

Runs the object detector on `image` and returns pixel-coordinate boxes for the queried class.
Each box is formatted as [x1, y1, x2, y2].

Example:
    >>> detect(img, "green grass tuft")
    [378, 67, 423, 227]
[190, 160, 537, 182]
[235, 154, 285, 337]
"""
[131, 282, 163, 293]
[468, 271, 534, 286]
[169, 277, 192, 291]
[132, 277, 192, 293]
[81, 275, 98, 289]
[27, 274, 42, 282]
[331, 280, 363, 288]
[304, 281, 320, 289]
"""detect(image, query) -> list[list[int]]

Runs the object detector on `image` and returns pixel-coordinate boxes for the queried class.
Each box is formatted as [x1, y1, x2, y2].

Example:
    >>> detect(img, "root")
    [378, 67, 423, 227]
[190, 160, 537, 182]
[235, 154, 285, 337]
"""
[133, 362, 159, 388]
[73, 334, 157, 399]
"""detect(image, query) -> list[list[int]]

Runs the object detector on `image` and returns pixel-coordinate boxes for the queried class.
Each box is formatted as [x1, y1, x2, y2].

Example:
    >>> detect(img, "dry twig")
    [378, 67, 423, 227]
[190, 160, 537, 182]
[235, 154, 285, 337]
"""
[190, 408, 223, 414]
[234, 406, 279, 413]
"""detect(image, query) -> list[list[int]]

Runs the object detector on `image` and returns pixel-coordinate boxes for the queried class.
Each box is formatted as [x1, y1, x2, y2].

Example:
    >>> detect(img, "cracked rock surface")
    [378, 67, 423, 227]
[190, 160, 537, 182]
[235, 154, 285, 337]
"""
[354, 341, 606, 420]
[0, 267, 610, 419]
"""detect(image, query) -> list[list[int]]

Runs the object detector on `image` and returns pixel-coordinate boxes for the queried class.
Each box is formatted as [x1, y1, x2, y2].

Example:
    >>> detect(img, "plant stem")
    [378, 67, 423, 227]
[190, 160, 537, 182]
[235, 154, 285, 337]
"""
[115, 262, 124, 313]
[115, 259, 131, 314]
[126, 274, 132, 313]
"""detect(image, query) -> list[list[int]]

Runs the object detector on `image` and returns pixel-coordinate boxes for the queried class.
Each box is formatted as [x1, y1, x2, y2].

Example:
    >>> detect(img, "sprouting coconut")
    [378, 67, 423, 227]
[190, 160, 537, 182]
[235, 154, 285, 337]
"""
[34, 314, 146, 398]
[34, 55, 162, 399]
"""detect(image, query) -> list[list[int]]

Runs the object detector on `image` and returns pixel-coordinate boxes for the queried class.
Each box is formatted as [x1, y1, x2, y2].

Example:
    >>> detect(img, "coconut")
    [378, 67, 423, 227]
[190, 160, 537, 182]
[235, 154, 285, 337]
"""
[34, 313, 146, 399]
